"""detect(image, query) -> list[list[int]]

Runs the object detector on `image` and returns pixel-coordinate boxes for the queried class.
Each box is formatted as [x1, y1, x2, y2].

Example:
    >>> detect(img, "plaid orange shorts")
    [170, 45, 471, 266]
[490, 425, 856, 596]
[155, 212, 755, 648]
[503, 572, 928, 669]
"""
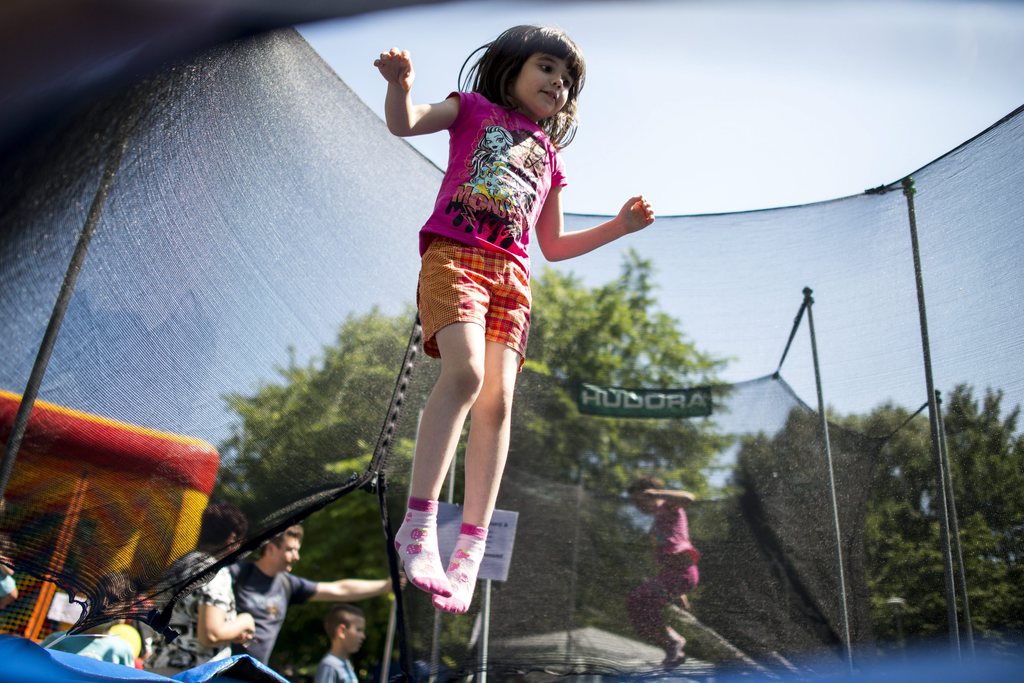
[417, 237, 531, 366]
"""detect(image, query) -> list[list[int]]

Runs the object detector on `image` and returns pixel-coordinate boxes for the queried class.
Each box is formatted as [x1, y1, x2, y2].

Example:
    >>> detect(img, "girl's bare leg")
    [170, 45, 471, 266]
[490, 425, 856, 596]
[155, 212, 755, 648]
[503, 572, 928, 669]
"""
[410, 322, 487, 500]
[396, 322, 485, 597]
[462, 340, 520, 527]
[433, 340, 520, 613]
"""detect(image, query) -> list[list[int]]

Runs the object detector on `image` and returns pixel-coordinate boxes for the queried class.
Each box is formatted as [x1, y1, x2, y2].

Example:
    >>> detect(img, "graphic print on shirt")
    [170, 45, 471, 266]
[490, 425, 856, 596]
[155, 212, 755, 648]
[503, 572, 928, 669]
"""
[251, 591, 282, 619]
[447, 120, 548, 250]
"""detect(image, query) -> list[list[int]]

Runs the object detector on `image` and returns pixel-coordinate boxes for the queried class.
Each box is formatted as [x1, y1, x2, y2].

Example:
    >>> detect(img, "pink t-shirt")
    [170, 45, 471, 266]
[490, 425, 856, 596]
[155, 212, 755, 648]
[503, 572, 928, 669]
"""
[654, 502, 701, 566]
[419, 92, 567, 277]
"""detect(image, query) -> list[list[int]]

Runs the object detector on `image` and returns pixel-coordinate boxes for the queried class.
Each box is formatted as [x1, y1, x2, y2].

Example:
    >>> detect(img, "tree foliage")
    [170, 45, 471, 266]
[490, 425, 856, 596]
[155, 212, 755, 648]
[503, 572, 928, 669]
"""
[529, 249, 724, 388]
[523, 250, 728, 496]
[851, 386, 1024, 653]
[216, 307, 417, 515]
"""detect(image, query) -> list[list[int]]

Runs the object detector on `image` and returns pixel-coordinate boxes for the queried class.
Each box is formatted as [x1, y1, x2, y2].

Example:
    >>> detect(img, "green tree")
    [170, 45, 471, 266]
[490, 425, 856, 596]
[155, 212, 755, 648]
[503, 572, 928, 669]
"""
[854, 386, 1024, 653]
[216, 307, 417, 514]
[721, 404, 882, 659]
[530, 249, 723, 387]
[525, 250, 728, 496]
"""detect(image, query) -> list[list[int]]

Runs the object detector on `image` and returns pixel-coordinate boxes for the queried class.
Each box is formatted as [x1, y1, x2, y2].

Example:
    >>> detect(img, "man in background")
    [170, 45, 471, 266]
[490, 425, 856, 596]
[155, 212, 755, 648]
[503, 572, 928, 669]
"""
[230, 524, 391, 665]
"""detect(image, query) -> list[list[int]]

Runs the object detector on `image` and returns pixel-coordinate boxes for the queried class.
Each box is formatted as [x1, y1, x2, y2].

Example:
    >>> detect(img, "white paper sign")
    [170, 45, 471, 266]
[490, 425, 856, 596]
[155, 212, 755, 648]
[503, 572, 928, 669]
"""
[436, 503, 518, 582]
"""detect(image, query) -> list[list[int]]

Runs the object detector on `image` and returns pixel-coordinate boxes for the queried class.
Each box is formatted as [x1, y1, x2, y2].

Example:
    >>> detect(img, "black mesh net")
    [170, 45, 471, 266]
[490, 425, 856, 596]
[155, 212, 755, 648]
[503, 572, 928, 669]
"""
[1, 25, 1022, 681]
[385, 371, 887, 680]
[0, 28, 433, 637]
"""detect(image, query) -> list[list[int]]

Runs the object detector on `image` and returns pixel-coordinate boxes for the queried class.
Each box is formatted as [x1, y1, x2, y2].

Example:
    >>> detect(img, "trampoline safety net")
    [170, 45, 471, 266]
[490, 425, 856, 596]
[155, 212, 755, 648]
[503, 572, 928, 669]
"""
[1, 27, 1022, 681]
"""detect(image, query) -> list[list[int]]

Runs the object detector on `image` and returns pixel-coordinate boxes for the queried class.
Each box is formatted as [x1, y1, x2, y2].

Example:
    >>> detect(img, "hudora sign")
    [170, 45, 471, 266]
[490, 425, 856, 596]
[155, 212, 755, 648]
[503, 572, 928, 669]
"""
[576, 383, 713, 419]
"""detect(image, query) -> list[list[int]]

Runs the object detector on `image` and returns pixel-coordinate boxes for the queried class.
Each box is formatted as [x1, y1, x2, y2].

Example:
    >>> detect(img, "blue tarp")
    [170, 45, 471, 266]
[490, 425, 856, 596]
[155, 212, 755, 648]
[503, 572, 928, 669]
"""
[0, 636, 287, 683]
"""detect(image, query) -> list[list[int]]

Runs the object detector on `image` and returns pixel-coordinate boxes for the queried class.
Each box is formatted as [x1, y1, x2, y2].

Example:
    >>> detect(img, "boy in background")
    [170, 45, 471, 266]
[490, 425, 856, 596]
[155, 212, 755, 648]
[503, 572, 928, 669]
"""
[314, 604, 366, 683]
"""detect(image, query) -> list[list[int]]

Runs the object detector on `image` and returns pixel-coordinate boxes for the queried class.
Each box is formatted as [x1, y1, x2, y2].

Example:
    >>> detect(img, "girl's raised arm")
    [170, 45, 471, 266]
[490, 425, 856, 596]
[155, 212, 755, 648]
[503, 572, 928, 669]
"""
[374, 48, 459, 137]
[645, 489, 696, 505]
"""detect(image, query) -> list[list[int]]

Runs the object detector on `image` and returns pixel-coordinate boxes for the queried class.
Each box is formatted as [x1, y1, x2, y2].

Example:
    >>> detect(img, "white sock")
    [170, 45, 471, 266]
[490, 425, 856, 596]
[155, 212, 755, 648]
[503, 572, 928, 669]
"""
[432, 523, 487, 614]
[394, 497, 451, 598]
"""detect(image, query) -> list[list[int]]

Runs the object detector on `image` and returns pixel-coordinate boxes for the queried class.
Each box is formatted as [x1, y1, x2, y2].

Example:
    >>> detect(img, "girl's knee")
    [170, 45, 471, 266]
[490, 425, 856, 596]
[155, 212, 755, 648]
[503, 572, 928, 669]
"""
[473, 381, 514, 423]
[439, 359, 486, 401]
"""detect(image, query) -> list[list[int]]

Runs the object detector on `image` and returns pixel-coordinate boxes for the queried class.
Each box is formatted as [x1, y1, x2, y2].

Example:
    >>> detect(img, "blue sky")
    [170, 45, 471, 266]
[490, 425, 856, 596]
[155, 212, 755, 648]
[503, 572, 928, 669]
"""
[302, 0, 1024, 216]
[4, 0, 1016, 459]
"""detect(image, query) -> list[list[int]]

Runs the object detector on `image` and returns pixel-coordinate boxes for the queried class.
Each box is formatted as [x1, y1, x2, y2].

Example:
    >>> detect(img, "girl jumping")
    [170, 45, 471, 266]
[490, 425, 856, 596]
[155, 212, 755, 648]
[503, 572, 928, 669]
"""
[375, 25, 656, 614]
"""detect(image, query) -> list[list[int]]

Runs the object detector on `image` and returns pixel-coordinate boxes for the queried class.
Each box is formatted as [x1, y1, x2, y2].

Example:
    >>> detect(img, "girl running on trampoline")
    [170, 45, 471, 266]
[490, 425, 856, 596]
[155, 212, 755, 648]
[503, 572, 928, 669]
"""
[375, 25, 655, 614]
[627, 476, 700, 667]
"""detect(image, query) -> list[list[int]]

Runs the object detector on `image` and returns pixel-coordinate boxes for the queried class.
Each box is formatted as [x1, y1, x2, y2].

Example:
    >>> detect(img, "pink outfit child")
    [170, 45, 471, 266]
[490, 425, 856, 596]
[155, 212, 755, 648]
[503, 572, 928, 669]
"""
[627, 500, 700, 666]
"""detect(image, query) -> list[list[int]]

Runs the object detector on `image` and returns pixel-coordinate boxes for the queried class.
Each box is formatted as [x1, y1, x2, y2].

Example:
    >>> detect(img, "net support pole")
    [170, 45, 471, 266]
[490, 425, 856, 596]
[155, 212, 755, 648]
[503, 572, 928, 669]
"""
[774, 297, 809, 377]
[379, 595, 398, 683]
[564, 478, 584, 670]
[423, 411, 456, 683]
[0, 123, 130, 501]
[902, 177, 961, 657]
[428, 408, 455, 683]
[375, 316, 423, 682]
[803, 287, 854, 672]
[935, 390, 974, 658]
[479, 579, 492, 683]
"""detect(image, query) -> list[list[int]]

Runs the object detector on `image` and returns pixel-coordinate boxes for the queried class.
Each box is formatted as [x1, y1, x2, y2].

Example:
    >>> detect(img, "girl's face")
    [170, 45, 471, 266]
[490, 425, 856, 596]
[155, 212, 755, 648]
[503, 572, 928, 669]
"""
[510, 52, 573, 123]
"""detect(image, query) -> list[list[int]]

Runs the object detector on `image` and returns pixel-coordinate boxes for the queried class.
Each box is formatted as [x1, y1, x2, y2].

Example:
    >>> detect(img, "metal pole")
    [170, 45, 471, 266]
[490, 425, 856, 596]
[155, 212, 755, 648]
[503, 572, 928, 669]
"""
[429, 430, 458, 683]
[803, 287, 853, 671]
[564, 478, 583, 671]
[479, 579, 492, 683]
[380, 596, 397, 682]
[935, 390, 975, 657]
[0, 130, 131, 500]
[775, 299, 809, 377]
[885, 597, 907, 661]
[902, 177, 961, 656]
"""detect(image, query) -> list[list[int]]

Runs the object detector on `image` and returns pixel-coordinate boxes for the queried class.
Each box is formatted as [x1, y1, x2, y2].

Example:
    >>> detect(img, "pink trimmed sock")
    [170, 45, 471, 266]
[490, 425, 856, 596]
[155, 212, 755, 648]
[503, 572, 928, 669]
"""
[432, 523, 487, 614]
[395, 497, 452, 598]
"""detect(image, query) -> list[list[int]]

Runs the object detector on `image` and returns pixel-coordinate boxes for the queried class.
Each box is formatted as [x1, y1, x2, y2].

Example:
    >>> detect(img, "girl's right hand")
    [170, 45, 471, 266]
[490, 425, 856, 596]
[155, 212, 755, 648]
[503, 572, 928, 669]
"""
[374, 48, 414, 92]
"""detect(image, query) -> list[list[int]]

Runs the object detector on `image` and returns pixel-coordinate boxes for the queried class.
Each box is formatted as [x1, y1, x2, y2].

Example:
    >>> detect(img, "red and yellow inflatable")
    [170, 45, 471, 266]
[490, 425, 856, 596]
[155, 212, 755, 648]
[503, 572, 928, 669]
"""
[0, 389, 220, 639]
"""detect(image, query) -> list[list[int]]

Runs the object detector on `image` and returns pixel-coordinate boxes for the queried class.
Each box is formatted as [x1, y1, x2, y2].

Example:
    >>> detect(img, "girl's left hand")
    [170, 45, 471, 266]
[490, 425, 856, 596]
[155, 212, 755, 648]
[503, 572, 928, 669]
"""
[620, 195, 656, 234]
